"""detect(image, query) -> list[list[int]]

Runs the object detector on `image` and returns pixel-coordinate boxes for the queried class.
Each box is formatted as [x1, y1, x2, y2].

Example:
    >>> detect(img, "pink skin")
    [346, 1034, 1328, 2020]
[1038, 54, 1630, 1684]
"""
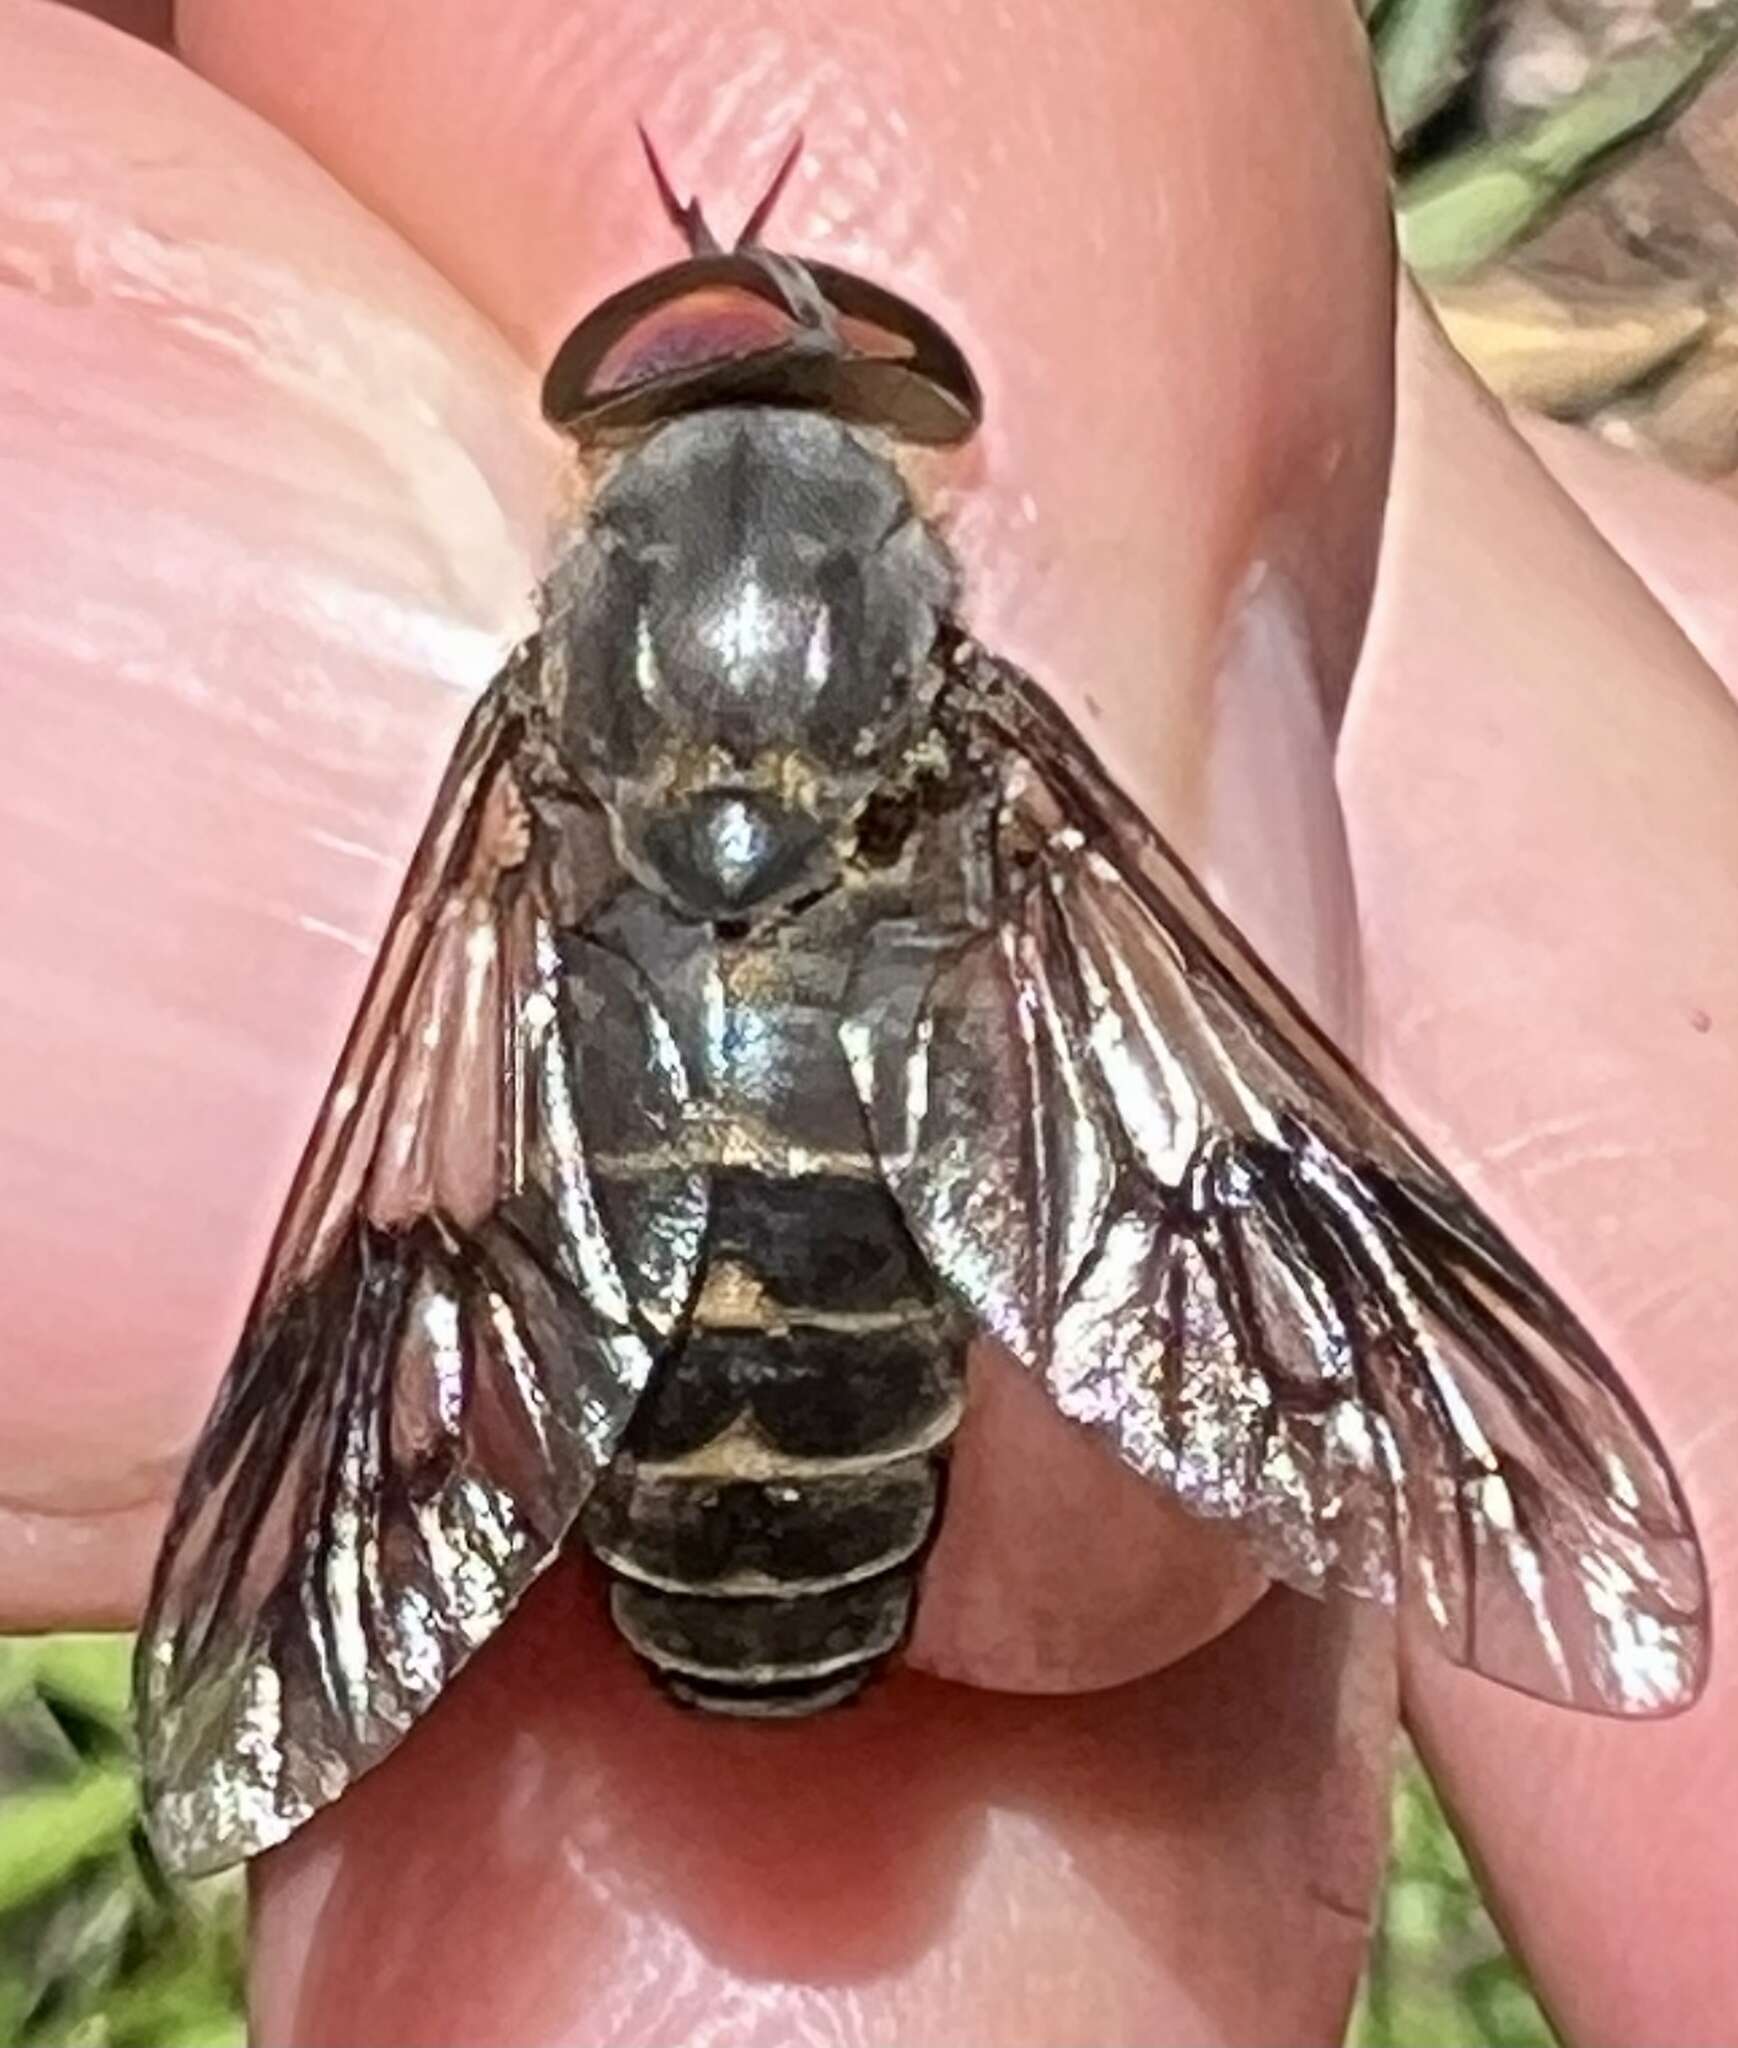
[0, 2, 1733, 2041]
[1357, 308, 1738, 2047]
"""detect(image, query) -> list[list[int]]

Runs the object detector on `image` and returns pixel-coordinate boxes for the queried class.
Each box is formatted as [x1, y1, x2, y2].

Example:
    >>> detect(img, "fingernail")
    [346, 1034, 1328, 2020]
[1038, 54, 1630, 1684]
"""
[1198, 562, 1363, 1051]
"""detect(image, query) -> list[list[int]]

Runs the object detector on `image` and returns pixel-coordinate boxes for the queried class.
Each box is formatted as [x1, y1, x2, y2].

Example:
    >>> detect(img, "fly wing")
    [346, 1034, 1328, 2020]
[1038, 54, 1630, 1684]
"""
[847, 640, 1707, 1717]
[136, 644, 707, 1874]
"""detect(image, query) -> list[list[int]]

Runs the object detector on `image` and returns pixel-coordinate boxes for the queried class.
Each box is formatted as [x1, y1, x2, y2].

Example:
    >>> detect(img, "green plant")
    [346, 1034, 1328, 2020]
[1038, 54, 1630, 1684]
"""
[0, 1639, 244, 2048]
[1371, 0, 1738, 281]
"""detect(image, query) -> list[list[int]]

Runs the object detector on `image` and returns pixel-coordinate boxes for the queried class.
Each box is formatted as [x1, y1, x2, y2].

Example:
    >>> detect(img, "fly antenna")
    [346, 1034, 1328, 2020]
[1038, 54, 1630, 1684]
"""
[736, 132, 804, 248]
[636, 126, 804, 255]
[637, 122, 722, 256]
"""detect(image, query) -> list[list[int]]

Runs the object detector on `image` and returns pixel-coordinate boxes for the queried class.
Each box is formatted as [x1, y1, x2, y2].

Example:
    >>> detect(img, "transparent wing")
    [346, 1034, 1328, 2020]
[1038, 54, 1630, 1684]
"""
[847, 641, 1707, 1717]
[136, 646, 707, 1874]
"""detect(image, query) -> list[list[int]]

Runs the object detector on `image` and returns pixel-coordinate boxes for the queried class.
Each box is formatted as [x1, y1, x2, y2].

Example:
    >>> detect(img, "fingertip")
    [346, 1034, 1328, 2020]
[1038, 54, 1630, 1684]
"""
[251, 1565, 1392, 2048]
[0, 2, 556, 1614]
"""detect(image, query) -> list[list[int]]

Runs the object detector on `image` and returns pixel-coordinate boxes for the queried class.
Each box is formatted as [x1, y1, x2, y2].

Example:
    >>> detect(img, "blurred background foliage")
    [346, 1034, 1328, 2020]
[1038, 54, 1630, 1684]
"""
[6, 3, 1736, 2044]
[1376, 0, 1738, 477]
[0, 1639, 241, 2047]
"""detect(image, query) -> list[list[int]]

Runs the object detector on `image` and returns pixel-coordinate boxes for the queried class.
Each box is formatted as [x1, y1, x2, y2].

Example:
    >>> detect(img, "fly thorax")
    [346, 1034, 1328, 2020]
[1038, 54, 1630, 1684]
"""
[544, 406, 955, 922]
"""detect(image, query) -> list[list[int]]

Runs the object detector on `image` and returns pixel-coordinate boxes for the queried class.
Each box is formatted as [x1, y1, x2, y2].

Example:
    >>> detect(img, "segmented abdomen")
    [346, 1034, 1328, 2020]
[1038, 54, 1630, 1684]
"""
[583, 1169, 966, 1711]
[572, 894, 967, 1714]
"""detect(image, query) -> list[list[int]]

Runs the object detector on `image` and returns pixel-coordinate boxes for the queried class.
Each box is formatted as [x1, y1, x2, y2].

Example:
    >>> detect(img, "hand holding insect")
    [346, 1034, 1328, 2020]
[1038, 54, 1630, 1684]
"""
[3, 3, 1736, 2045]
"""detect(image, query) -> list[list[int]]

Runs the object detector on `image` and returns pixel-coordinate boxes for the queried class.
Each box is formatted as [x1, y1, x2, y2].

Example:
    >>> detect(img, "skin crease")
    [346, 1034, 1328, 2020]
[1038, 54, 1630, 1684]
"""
[0, 3, 1733, 2045]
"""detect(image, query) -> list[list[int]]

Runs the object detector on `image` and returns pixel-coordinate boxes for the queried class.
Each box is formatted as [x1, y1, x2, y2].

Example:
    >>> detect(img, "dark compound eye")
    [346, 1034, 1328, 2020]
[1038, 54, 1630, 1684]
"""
[541, 253, 981, 446]
[585, 284, 809, 396]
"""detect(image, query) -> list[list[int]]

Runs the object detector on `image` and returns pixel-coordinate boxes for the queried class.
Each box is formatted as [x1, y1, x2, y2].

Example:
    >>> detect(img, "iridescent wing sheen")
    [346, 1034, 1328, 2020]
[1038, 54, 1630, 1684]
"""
[135, 644, 707, 1875]
[847, 639, 1708, 1717]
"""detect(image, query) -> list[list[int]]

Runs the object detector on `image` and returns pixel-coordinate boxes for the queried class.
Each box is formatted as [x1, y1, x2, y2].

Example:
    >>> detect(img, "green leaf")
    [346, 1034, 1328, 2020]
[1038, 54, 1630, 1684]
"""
[1398, 9, 1738, 279]
[28, 1639, 135, 1735]
[0, 1770, 139, 1916]
[1374, 0, 1489, 147]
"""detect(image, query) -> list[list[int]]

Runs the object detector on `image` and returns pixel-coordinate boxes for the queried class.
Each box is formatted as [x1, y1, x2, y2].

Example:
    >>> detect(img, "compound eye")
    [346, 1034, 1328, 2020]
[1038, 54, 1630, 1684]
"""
[542, 253, 981, 447]
[585, 285, 799, 398]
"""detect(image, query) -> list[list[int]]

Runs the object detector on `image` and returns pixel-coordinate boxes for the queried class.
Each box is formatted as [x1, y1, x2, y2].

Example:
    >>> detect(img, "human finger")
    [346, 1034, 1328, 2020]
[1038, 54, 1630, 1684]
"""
[1346, 298, 1738, 2045]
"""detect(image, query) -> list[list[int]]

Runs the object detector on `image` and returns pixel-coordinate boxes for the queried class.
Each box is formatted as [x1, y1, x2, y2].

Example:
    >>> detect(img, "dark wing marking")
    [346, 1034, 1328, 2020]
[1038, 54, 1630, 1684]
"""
[136, 645, 707, 1874]
[846, 639, 1707, 1716]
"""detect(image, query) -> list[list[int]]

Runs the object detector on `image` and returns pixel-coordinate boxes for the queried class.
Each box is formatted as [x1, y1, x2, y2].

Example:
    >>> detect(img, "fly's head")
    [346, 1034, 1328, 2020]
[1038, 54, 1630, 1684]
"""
[547, 407, 955, 922]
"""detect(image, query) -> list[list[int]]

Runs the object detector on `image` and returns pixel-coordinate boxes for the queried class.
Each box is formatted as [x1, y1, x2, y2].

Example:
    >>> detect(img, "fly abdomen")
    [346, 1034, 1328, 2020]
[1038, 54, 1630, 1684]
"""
[582, 1168, 968, 1713]
[590, 1448, 940, 1594]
